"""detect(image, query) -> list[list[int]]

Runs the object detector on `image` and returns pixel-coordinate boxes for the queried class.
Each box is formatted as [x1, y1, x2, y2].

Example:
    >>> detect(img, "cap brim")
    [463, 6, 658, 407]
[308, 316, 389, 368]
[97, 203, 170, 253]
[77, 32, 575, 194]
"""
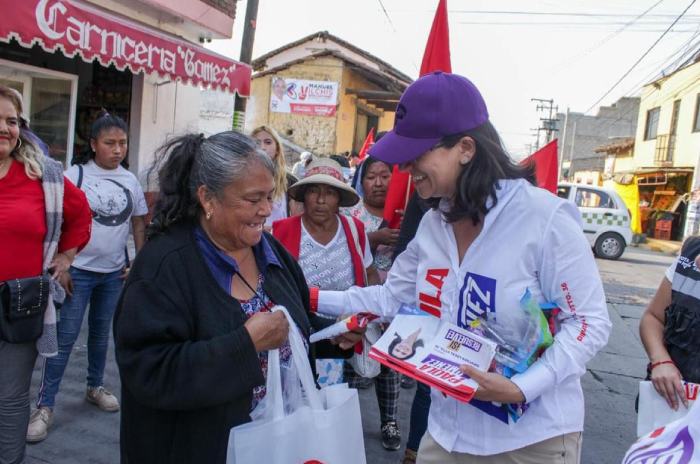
[288, 175, 360, 207]
[368, 130, 440, 164]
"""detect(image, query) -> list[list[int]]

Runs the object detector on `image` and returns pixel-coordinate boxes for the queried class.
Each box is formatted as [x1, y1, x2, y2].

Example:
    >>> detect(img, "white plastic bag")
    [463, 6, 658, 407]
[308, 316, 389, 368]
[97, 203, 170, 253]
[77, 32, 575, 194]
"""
[348, 321, 382, 379]
[625, 394, 700, 463]
[227, 306, 367, 464]
[637, 380, 698, 437]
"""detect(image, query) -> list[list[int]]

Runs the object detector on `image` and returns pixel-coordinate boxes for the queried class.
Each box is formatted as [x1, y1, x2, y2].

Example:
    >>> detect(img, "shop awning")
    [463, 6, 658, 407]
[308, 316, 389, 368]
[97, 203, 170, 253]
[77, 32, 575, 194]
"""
[0, 0, 251, 96]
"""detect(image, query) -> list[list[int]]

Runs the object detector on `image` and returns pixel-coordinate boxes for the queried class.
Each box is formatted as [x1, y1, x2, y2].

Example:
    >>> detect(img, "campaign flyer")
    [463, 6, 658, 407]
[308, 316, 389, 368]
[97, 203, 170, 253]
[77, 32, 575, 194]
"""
[369, 305, 496, 402]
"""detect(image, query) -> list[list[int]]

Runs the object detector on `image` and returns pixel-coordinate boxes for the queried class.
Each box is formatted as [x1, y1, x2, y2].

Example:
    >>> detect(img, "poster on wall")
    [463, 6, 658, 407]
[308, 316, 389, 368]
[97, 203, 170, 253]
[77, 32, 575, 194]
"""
[270, 77, 338, 117]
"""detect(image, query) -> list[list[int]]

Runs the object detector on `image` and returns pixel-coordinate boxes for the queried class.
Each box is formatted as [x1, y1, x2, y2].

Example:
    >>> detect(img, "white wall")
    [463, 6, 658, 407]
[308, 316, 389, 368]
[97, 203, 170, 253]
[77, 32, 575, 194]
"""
[199, 88, 235, 136]
[129, 74, 202, 190]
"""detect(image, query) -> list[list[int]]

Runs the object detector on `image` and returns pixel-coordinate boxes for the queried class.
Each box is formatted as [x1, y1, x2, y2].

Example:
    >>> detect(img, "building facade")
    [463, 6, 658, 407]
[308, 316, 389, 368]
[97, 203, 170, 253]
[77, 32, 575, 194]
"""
[556, 97, 640, 182]
[246, 31, 412, 158]
[631, 58, 700, 239]
[0, 0, 248, 189]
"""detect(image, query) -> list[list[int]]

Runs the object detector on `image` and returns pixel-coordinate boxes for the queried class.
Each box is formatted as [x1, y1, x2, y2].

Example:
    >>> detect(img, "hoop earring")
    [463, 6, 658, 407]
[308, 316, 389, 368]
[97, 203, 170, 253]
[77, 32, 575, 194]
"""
[15, 138, 22, 152]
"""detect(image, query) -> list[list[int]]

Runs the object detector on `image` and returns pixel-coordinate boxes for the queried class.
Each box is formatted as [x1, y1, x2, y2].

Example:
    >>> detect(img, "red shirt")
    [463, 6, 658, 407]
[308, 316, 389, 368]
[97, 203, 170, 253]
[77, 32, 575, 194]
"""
[0, 159, 91, 280]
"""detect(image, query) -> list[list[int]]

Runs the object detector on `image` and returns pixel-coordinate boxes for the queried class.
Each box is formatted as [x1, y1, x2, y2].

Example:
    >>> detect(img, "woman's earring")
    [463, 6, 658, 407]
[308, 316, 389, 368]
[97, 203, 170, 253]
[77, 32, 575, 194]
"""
[206, 211, 212, 220]
[460, 157, 470, 165]
[15, 138, 22, 151]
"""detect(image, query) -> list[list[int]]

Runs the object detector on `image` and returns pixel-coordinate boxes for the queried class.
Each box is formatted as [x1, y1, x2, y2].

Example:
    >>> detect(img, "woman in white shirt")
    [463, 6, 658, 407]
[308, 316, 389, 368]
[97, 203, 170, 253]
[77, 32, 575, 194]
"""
[312, 72, 611, 463]
[251, 125, 298, 226]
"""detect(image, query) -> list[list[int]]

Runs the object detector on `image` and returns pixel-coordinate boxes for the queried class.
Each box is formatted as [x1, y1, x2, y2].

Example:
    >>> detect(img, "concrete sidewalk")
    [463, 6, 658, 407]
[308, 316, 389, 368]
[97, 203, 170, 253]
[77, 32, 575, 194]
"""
[633, 237, 682, 255]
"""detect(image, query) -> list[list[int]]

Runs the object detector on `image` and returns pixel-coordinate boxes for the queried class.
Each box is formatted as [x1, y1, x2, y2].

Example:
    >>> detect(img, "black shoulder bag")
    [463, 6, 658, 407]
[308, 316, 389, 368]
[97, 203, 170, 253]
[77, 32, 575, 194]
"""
[0, 275, 50, 343]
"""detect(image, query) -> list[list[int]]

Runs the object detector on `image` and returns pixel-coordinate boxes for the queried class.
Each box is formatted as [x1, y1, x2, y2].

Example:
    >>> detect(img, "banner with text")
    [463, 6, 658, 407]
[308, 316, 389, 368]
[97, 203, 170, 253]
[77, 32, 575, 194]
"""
[270, 76, 338, 117]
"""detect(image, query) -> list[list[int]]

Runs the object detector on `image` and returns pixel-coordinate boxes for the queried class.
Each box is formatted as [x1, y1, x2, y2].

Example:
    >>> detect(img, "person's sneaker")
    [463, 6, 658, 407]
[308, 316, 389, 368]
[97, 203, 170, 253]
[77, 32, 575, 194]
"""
[400, 375, 416, 389]
[26, 407, 53, 443]
[86, 386, 120, 412]
[380, 421, 401, 451]
[402, 448, 418, 464]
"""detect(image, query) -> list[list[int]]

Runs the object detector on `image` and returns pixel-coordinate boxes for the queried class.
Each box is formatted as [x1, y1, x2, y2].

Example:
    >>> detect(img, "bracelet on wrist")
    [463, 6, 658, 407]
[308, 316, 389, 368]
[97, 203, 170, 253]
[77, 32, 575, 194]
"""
[649, 359, 675, 371]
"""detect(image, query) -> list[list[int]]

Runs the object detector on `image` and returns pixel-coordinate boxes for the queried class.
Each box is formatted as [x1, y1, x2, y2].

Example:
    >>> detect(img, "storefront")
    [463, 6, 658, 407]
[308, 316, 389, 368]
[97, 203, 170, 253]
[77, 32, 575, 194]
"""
[611, 168, 694, 241]
[0, 0, 250, 172]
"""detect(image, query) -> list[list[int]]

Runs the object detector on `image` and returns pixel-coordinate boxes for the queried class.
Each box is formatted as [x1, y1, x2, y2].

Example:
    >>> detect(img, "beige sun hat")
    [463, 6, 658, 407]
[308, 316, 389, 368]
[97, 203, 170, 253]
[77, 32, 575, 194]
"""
[288, 157, 360, 207]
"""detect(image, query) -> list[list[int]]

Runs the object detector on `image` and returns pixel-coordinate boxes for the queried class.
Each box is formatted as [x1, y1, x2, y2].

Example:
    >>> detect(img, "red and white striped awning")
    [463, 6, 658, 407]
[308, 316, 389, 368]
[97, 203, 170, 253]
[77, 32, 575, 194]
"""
[0, 0, 251, 96]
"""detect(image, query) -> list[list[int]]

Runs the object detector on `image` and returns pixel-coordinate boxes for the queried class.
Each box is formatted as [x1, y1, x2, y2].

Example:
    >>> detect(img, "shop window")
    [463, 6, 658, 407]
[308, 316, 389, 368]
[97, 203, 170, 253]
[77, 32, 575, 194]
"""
[693, 94, 700, 133]
[644, 107, 660, 140]
[30, 78, 73, 165]
[575, 188, 615, 209]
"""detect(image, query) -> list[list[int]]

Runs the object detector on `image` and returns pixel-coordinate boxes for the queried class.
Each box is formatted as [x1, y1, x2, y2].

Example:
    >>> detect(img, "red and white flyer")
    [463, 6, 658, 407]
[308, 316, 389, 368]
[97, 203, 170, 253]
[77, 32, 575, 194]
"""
[369, 305, 497, 402]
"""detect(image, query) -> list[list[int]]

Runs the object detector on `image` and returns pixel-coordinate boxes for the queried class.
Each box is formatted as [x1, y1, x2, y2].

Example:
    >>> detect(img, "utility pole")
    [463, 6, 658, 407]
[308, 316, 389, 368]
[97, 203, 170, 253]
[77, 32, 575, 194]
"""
[531, 98, 559, 147]
[232, 0, 259, 132]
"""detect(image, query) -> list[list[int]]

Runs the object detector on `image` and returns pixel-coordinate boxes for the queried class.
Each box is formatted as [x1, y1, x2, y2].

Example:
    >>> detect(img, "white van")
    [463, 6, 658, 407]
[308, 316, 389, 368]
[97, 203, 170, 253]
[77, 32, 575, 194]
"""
[557, 183, 633, 260]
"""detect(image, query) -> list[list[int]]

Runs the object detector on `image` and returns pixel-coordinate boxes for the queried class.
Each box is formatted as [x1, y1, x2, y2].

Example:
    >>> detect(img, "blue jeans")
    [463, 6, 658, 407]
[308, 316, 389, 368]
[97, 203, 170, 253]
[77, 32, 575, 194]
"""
[36, 267, 123, 408]
[406, 381, 431, 451]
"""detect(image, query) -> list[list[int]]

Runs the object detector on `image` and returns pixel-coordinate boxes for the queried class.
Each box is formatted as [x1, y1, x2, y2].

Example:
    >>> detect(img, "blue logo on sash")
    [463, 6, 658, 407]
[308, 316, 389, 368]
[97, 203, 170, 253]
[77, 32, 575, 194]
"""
[457, 273, 497, 329]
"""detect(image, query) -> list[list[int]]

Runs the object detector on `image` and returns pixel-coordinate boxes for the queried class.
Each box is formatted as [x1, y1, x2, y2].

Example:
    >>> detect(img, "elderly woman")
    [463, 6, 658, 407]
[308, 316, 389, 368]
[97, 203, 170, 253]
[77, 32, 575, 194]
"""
[113, 132, 354, 464]
[311, 72, 611, 463]
[250, 125, 299, 226]
[0, 85, 91, 463]
[272, 157, 377, 290]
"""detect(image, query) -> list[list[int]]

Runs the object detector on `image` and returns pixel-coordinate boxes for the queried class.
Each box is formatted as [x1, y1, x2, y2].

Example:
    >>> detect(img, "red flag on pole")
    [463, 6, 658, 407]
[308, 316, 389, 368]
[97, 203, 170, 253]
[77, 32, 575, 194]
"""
[420, 0, 452, 75]
[357, 127, 375, 161]
[384, 0, 452, 228]
[522, 139, 559, 193]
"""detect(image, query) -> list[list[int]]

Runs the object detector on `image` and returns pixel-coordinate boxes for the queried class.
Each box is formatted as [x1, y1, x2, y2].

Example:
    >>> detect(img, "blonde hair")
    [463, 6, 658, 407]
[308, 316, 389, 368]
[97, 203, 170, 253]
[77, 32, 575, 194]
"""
[251, 125, 287, 200]
[0, 85, 44, 179]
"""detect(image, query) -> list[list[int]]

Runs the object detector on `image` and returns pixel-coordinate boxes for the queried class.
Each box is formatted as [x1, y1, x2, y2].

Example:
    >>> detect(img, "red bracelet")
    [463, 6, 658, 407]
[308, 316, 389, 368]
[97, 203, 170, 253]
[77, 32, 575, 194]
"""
[649, 360, 676, 371]
[309, 287, 319, 313]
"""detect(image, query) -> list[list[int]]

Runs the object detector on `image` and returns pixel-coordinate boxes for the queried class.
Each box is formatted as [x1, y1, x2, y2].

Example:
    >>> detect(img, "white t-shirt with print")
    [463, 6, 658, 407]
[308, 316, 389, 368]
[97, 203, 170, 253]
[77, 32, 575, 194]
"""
[65, 161, 148, 273]
[297, 216, 372, 291]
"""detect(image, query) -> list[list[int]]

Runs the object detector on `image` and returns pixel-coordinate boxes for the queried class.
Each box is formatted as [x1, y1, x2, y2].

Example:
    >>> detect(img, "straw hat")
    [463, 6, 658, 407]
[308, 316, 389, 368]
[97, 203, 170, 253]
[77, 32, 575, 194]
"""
[288, 157, 360, 207]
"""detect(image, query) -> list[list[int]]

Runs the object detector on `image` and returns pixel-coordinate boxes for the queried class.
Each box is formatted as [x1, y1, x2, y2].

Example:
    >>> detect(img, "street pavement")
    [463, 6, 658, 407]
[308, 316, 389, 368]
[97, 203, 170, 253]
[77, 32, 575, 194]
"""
[25, 246, 675, 464]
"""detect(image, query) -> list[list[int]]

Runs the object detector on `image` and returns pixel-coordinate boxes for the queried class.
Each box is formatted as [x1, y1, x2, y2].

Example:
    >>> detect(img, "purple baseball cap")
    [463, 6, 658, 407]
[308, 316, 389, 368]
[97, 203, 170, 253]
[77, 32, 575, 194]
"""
[368, 72, 489, 164]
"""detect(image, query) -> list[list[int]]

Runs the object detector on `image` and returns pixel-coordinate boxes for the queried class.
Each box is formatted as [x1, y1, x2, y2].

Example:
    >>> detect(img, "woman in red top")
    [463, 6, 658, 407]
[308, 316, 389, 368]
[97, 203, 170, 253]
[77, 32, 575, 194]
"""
[0, 85, 91, 464]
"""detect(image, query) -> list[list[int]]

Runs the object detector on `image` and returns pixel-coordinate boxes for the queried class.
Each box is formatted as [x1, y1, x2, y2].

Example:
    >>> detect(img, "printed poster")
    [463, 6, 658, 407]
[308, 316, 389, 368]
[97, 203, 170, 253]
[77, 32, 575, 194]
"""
[270, 76, 338, 117]
[369, 305, 496, 403]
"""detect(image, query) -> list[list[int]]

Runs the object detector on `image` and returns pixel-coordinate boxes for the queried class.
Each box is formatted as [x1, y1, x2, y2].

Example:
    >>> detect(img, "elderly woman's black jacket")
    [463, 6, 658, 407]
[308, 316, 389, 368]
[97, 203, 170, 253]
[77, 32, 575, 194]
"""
[113, 223, 345, 464]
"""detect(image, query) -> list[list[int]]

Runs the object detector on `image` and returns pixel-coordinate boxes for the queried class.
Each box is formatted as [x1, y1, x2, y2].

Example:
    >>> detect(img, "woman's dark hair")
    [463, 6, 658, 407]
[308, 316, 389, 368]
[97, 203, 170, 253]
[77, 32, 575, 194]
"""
[387, 332, 424, 360]
[428, 121, 536, 225]
[329, 154, 350, 168]
[147, 131, 274, 237]
[72, 110, 129, 167]
[359, 156, 392, 185]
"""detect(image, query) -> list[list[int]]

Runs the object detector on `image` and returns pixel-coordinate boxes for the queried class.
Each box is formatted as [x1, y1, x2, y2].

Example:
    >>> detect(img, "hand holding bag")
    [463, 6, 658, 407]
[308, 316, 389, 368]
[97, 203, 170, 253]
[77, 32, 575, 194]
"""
[228, 306, 367, 464]
[348, 321, 382, 378]
[0, 274, 51, 343]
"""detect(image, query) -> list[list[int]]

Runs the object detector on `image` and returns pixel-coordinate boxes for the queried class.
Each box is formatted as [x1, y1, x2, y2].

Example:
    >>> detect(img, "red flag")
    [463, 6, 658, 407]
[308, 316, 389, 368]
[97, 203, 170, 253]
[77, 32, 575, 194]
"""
[420, 0, 452, 76]
[358, 127, 375, 161]
[384, 0, 452, 229]
[522, 139, 559, 193]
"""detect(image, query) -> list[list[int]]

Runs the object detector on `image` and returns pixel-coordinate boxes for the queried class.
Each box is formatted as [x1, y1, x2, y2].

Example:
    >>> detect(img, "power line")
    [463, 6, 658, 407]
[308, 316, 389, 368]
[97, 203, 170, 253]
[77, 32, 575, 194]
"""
[376, 0, 397, 32]
[448, 10, 700, 18]
[550, 0, 666, 76]
[584, 0, 697, 114]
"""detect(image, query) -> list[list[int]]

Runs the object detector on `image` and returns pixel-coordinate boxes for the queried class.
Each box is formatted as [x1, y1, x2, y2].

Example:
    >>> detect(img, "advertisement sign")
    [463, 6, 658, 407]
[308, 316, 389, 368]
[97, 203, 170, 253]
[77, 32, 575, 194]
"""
[270, 77, 338, 117]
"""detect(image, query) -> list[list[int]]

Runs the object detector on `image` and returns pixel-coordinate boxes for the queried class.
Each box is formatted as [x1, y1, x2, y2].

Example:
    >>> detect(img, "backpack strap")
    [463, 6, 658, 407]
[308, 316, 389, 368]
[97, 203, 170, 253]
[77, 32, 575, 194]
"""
[76, 164, 83, 189]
